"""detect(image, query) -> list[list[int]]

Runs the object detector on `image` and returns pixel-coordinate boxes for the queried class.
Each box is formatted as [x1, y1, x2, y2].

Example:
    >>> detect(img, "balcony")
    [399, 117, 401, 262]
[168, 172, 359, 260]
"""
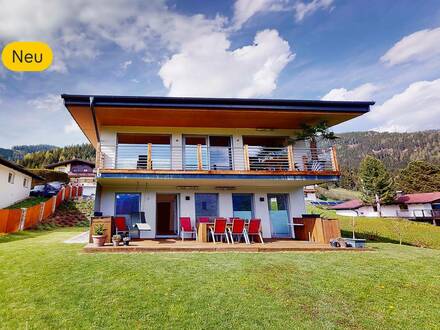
[97, 143, 339, 175]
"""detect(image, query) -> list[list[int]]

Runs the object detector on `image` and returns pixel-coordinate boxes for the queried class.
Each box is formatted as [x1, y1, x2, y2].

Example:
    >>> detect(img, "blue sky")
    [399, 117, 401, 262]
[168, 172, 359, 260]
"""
[1, 0, 440, 148]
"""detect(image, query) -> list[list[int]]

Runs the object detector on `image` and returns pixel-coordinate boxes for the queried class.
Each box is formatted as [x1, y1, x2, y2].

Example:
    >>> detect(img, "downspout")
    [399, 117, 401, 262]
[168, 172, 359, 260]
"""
[90, 97, 100, 143]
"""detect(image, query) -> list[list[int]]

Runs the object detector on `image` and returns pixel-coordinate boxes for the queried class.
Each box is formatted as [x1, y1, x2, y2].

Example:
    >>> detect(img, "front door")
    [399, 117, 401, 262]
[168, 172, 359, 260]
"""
[156, 194, 178, 236]
[268, 194, 291, 238]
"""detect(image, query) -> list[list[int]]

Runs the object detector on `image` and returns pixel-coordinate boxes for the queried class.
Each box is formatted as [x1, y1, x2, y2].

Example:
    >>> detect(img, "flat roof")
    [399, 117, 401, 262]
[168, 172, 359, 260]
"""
[61, 94, 374, 147]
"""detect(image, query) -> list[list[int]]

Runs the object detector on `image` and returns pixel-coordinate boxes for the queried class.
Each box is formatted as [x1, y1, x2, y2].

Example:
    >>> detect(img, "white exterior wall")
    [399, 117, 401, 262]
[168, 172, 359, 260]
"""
[52, 164, 71, 173]
[97, 185, 306, 239]
[336, 204, 434, 218]
[0, 164, 33, 208]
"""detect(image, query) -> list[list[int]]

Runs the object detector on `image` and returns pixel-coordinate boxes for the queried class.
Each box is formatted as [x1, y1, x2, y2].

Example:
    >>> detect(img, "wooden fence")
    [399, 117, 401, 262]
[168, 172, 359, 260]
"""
[0, 184, 83, 234]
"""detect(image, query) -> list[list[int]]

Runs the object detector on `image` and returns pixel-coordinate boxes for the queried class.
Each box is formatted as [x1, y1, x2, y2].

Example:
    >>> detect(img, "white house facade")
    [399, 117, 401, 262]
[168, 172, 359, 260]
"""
[0, 157, 42, 208]
[62, 94, 373, 239]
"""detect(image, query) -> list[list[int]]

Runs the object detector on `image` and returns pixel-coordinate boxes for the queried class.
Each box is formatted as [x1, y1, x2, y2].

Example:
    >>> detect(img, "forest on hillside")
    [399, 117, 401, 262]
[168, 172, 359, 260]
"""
[16, 144, 95, 168]
[326, 130, 440, 171]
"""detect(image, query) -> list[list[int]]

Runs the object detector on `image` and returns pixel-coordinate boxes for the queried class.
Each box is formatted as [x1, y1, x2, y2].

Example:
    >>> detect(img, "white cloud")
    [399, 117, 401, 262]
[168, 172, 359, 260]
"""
[381, 27, 440, 66]
[322, 83, 378, 101]
[232, 0, 286, 29]
[64, 119, 81, 133]
[28, 94, 63, 112]
[370, 79, 440, 132]
[294, 0, 334, 22]
[159, 29, 293, 97]
[121, 60, 132, 70]
[0, 0, 228, 73]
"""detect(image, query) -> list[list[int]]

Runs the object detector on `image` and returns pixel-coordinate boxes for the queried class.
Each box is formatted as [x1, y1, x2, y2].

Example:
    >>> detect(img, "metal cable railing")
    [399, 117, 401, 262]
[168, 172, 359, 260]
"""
[98, 144, 337, 172]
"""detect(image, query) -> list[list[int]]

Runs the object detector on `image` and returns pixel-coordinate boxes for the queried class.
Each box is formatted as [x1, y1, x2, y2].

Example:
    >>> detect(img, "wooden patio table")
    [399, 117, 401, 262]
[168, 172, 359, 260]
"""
[197, 222, 239, 243]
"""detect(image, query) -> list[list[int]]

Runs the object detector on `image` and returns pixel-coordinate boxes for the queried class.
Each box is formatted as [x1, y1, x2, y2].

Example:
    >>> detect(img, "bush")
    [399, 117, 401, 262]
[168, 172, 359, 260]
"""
[28, 169, 69, 186]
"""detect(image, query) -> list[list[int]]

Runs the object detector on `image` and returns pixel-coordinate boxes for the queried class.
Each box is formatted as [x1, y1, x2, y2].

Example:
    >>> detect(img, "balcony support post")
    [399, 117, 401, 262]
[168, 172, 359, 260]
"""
[147, 143, 152, 170]
[243, 144, 250, 171]
[197, 144, 203, 170]
[331, 146, 339, 171]
[287, 145, 295, 171]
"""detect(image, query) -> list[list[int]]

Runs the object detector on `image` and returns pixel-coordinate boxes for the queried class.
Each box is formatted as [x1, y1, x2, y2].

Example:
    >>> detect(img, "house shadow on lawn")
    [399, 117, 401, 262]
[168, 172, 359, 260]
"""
[340, 229, 403, 245]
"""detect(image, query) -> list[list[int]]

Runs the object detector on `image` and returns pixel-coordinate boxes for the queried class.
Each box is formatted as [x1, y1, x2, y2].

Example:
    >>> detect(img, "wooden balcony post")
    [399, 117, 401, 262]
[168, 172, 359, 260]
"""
[287, 145, 295, 171]
[331, 146, 339, 171]
[197, 144, 203, 170]
[147, 143, 152, 170]
[243, 144, 250, 171]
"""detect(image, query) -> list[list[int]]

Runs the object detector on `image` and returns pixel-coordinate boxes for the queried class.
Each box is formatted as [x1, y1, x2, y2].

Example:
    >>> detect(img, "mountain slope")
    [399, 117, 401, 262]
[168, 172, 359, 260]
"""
[328, 130, 440, 171]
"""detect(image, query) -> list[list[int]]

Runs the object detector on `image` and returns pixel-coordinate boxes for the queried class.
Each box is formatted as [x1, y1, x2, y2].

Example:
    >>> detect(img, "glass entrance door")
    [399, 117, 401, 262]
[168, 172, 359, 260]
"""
[267, 194, 290, 238]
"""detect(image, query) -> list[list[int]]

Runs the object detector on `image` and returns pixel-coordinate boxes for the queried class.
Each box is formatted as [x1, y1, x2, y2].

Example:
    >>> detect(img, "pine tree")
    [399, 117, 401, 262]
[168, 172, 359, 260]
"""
[358, 155, 395, 207]
[396, 160, 440, 193]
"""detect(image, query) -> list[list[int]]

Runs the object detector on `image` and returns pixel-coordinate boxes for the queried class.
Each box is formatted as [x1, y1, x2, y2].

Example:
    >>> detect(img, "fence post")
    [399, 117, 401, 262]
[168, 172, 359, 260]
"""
[52, 196, 57, 214]
[61, 187, 65, 201]
[39, 202, 45, 222]
[19, 208, 27, 231]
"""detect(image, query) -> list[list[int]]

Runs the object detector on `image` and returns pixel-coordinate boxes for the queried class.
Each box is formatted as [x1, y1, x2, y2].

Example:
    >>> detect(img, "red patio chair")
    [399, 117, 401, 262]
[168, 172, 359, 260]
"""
[209, 218, 230, 244]
[180, 217, 197, 241]
[198, 216, 210, 223]
[114, 216, 129, 237]
[227, 218, 246, 244]
[244, 218, 264, 244]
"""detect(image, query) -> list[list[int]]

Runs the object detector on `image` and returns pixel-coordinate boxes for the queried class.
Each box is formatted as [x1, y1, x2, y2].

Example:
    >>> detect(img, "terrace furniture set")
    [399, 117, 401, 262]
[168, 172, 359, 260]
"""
[181, 217, 264, 244]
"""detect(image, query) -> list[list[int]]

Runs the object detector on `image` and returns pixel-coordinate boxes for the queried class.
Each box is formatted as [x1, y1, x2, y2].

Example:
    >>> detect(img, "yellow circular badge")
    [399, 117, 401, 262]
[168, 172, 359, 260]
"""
[1, 41, 53, 72]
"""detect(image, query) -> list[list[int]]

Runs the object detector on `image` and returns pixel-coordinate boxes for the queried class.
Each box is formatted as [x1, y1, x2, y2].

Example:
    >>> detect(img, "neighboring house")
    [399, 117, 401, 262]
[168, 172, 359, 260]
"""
[45, 159, 96, 196]
[62, 94, 372, 239]
[331, 192, 440, 224]
[304, 185, 317, 201]
[0, 157, 42, 208]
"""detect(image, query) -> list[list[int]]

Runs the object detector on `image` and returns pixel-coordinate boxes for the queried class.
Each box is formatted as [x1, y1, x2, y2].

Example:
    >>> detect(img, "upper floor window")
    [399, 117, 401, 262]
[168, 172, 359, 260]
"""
[8, 172, 15, 184]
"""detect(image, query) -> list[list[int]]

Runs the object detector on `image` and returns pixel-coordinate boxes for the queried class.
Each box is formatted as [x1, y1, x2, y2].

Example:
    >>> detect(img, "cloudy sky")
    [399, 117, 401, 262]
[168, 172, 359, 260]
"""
[0, 0, 440, 148]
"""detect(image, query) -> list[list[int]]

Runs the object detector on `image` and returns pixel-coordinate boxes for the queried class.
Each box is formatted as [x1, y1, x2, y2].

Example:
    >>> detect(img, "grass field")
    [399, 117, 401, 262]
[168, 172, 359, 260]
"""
[6, 196, 49, 209]
[308, 205, 440, 250]
[1, 228, 440, 329]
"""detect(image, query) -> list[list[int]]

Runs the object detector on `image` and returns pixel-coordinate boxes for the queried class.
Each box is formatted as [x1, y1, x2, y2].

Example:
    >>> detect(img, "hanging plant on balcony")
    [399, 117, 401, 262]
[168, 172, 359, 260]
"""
[288, 121, 338, 170]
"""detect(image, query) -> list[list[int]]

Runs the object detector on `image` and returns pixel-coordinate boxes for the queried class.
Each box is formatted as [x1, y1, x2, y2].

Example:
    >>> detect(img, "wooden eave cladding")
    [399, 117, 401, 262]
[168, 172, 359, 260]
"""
[99, 168, 341, 176]
[94, 106, 359, 129]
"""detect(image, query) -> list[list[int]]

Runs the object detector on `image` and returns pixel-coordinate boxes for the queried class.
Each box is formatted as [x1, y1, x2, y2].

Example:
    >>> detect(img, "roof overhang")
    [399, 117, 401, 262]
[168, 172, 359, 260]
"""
[61, 94, 374, 148]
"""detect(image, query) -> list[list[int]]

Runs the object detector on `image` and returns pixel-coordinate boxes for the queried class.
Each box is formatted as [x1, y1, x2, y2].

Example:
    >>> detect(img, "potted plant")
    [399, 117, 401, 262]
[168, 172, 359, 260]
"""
[288, 121, 338, 168]
[123, 236, 131, 246]
[112, 234, 121, 247]
[92, 224, 106, 247]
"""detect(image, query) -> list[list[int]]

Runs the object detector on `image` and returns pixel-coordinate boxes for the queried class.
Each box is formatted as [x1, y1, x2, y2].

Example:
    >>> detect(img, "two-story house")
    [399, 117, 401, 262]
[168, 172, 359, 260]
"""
[62, 95, 372, 239]
[45, 159, 96, 196]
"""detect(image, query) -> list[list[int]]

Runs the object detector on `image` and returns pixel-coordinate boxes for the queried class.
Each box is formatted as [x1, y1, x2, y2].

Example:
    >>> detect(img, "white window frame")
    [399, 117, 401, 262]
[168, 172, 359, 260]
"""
[23, 178, 28, 188]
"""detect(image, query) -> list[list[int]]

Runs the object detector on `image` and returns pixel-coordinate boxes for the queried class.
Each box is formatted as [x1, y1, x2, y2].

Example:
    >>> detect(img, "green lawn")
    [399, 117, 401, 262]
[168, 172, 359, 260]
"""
[308, 205, 440, 249]
[1, 229, 440, 329]
[6, 196, 49, 209]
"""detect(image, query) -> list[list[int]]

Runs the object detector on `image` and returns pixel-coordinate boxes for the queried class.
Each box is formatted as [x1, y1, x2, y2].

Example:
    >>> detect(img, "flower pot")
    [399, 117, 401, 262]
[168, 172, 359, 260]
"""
[112, 240, 120, 247]
[123, 240, 130, 246]
[92, 235, 106, 247]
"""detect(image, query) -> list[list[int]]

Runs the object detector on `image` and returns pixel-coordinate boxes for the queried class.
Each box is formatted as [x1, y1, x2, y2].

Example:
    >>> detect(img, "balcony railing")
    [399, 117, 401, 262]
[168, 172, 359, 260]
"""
[397, 209, 440, 219]
[97, 143, 339, 173]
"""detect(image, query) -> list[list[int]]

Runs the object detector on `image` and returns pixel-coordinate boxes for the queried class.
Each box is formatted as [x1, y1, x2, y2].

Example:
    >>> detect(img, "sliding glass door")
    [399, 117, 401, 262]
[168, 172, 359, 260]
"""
[268, 194, 290, 238]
